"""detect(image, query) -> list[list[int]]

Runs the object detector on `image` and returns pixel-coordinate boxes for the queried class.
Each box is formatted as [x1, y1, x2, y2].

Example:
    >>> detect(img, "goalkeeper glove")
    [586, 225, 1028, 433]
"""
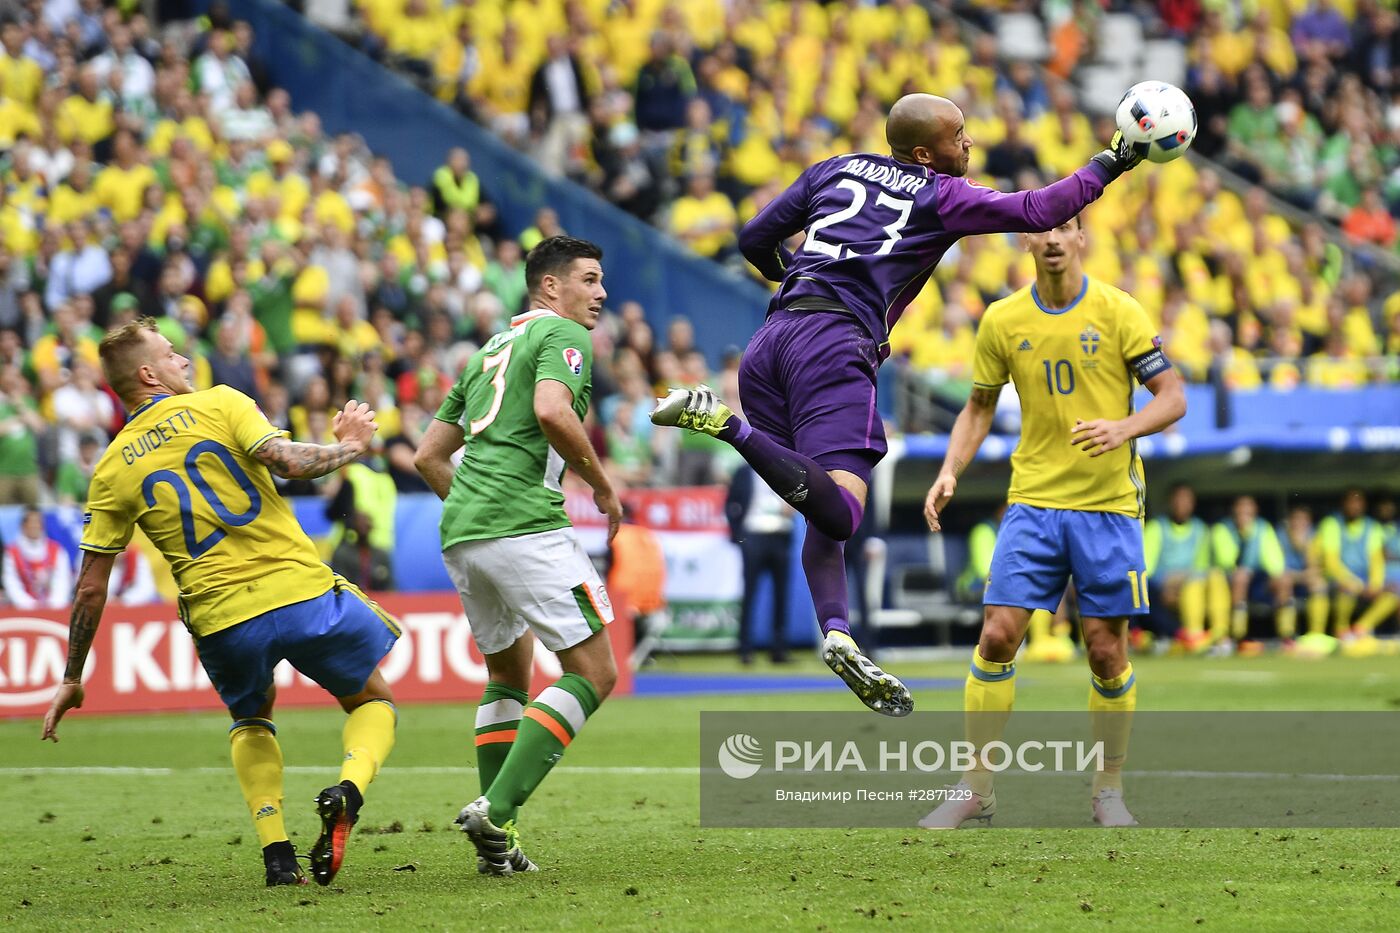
[1090, 130, 1145, 179]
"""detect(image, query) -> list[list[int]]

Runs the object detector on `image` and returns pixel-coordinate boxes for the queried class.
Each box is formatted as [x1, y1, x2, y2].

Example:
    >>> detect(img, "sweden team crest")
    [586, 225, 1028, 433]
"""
[1080, 326, 1101, 355]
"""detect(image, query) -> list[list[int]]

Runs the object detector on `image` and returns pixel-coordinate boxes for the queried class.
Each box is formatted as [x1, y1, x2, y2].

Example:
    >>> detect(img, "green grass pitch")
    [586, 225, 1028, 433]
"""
[4, 654, 1400, 930]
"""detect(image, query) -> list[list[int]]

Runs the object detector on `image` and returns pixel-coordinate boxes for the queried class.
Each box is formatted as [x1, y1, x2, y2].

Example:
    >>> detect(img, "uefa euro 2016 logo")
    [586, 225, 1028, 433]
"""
[1080, 326, 1101, 355]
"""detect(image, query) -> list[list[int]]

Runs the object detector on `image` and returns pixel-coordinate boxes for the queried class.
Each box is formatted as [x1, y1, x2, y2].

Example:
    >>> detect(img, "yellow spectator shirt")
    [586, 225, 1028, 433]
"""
[313, 189, 355, 234]
[247, 169, 310, 220]
[1307, 352, 1370, 388]
[205, 257, 266, 305]
[669, 191, 737, 258]
[148, 116, 215, 156]
[973, 276, 1164, 517]
[0, 202, 36, 254]
[471, 50, 533, 118]
[80, 387, 334, 637]
[0, 97, 40, 148]
[914, 324, 976, 375]
[0, 54, 43, 107]
[94, 163, 159, 223]
[57, 94, 115, 145]
[388, 13, 442, 60]
[47, 183, 100, 226]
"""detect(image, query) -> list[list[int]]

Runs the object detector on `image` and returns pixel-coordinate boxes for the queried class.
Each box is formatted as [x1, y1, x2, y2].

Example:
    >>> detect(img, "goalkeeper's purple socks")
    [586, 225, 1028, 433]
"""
[720, 416, 865, 541]
[803, 530, 852, 638]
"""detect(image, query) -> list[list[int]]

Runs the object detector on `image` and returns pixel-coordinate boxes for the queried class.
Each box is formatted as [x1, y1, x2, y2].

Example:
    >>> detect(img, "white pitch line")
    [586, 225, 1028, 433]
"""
[4, 766, 1397, 782]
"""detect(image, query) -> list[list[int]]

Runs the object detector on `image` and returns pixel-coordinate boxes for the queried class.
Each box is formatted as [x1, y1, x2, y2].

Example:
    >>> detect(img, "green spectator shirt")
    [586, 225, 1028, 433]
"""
[0, 395, 39, 478]
[1226, 104, 1279, 155]
[248, 263, 297, 355]
[435, 309, 593, 547]
[53, 460, 92, 503]
[483, 260, 528, 316]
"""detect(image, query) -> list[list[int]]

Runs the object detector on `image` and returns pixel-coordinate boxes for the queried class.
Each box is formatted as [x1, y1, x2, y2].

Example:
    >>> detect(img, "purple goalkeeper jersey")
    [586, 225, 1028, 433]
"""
[738, 153, 1113, 355]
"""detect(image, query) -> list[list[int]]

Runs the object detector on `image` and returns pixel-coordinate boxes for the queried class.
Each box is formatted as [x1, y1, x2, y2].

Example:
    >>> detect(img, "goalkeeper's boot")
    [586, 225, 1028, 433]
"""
[822, 630, 913, 717]
[650, 385, 733, 437]
[1092, 788, 1139, 827]
[918, 782, 997, 829]
[455, 796, 538, 876]
[263, 841, 308, 887]
[309, 781, 361, 886]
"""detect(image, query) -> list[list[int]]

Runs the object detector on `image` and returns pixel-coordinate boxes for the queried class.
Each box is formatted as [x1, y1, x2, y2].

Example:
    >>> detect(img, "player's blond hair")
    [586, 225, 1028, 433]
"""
[99, 317, 160, 404]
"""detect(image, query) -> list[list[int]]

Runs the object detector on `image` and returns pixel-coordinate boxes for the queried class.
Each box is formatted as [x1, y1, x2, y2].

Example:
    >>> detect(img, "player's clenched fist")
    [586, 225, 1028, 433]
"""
[924, 474, 958, 532]
[333, 399, 379, 451]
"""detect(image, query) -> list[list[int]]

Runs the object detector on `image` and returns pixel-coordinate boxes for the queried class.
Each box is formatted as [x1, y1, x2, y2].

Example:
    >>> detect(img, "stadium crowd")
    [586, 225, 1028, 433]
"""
[351, 0, 1400, 393]
[0, 0, 755, 519]
[0, 0, 1395, 571]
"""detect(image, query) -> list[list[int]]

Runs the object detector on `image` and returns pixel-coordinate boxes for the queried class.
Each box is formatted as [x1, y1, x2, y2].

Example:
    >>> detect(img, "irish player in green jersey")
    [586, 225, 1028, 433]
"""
[414, 236, 622, 875]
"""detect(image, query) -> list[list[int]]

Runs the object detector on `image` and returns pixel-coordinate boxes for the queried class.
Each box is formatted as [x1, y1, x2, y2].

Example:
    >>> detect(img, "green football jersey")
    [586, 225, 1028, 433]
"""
[435, 309, 593, 546]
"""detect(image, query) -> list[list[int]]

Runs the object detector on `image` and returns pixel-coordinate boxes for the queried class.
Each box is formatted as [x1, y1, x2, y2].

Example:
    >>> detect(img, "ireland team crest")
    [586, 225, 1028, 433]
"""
[563, 348, 584, 375]
[1079, 326, 1101, 355]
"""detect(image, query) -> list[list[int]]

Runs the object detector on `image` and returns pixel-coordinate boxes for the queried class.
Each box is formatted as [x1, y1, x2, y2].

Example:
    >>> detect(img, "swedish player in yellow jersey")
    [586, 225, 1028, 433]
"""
[919, 215, 1185, 829]
[42, 319, 400, 888]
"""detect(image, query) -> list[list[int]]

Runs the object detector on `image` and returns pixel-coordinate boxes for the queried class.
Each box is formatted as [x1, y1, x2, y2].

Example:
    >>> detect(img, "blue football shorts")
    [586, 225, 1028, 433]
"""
[985, 504, 1149, 618]
[195, 576, 401, 718]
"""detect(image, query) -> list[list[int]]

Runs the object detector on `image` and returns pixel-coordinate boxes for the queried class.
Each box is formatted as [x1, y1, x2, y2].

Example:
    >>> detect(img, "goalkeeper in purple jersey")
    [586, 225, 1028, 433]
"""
[652, 93, 1145, 716]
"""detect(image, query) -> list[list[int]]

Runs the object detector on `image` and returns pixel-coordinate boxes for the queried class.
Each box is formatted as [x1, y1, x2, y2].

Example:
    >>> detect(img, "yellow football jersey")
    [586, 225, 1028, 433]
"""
[972, 276, 1164, 518]
[81, 386, 333, 637]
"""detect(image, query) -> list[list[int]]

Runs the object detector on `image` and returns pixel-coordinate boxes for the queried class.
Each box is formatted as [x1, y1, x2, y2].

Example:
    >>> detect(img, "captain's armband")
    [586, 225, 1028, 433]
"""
[1129, 347, 1171, 383]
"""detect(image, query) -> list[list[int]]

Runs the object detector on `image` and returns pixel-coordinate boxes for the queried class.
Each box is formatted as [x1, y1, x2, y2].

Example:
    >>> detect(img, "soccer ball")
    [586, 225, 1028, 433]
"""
[1114, 81, 1197, 164]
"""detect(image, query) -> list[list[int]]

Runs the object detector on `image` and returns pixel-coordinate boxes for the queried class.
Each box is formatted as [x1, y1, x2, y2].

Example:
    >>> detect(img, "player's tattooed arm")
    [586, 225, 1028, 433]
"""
[947, 385, 1002, 467]
[41, 551, 115, 741]
[63, 551, 116, 681]
[253, 399, 380, 479]
[254, 437, 364, 480]
[926, 385, 1002, 531]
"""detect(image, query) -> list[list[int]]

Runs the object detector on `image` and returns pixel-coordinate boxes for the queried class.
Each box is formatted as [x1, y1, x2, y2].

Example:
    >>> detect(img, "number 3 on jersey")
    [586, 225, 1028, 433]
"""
[805, 179, 913, 259]
[471, 344, 513, 435]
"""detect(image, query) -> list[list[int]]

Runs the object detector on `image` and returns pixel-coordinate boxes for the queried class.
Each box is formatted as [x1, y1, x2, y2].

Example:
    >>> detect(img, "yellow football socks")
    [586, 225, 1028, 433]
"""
[1089, 663, 1137, 796]
[1353, 592, 1399, 636]
[340, 699, 397, 794]
[1027, 609, 1052, 645]
[1306, 592, 1330, 635]
[1206, 571, 1231, 643]
[1332, 592, 1357, 636]
[1275, 602, 1297, 640]
[1178, 578, 1206, 637]
[964, 650, 1016, 797]
[229, 718, 287, 847]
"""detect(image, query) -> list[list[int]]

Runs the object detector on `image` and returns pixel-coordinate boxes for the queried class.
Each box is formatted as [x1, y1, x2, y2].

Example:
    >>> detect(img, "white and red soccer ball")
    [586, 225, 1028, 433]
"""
[1114, 81, 1197, 164]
